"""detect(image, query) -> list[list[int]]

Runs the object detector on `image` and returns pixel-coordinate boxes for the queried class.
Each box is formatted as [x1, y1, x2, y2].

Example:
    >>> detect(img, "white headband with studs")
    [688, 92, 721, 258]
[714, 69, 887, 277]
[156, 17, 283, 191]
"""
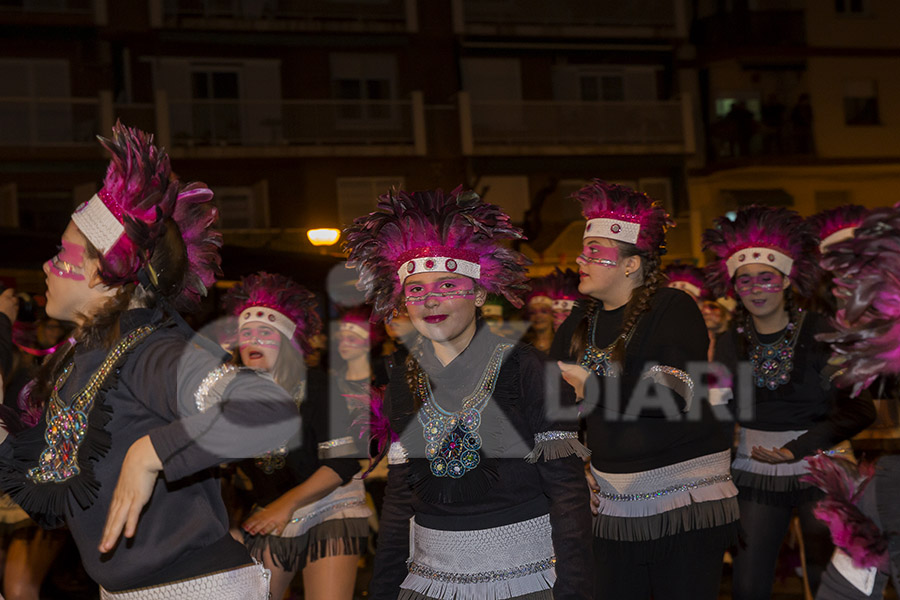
[239, 306, 296, 340]
[725, 247, 794, 278]
[583, 218, 641, 244]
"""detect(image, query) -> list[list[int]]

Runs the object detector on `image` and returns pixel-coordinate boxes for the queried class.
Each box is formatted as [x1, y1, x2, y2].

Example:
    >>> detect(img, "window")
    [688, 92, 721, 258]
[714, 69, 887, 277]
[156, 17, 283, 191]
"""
[214, 186, 269, 229]
[553, 66, 657, 102]
[330, 54, 397, 125]
[835, 0, 869, 15]
[336, 177, 404, 227]
[844, 80, 879, 126]
[191, 69, 241, 143]
[0, 59, 75, 145]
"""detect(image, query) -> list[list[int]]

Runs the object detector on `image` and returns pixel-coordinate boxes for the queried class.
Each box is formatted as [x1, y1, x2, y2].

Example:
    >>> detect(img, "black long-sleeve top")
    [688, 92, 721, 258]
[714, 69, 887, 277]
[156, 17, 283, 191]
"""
[0, 308, 299, 591]
[551, 287, 731, 473]
[369, 325, 592, 600]
[714, 310, 875, 458]
[238, 368, 364, 506]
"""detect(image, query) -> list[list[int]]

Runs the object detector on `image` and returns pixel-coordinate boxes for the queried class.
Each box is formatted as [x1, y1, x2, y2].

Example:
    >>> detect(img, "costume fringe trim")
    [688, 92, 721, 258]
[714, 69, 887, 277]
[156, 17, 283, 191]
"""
[594, 495, 739, 542]
[244, 517, 368, 572]
[524, 434, 590, 464]
[398, 567, 555, 600]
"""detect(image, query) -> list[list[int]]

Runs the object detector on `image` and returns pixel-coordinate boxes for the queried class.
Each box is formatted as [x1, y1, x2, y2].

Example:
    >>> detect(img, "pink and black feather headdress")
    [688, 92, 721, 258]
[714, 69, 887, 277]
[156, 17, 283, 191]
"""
[526, 274, 554, 307]
[808, 204, 869, 254]
[574, 180, 674, 255]
[344, 187, 530, 320]
[223, 272, 321, 356]
[663, 262, 708, 300]
[702, 205, 819, 298]
[338, 305, 386, 346]
[546, 267, 581, 312]
[817, 204, 900, 395]
[71, 121, 221, 312]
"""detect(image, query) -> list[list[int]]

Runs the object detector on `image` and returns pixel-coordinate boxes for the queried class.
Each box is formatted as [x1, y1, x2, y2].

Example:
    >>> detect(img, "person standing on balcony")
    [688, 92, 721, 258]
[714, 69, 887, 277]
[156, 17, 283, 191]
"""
[0, 123, 299, 599]
[703, 205, 876, 600]
[345, 187, 593, 600]
[553, 180, 738, 600]
[224, 273, 371, 600]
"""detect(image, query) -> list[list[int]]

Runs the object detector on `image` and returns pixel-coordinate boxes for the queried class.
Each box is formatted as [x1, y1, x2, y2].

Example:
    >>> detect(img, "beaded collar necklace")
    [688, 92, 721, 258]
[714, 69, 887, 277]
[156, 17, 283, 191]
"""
[742, 310, 805, 390]
[579, 304, 640, 377]
[416, 342, 512, 479]
[28, 325, 156, 484]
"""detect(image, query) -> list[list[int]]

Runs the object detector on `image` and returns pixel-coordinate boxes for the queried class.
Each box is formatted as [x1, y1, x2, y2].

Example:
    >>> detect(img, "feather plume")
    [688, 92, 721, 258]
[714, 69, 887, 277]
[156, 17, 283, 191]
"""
[702, 205, 820, 298]
[343, 187, 530, 320]
[801, 453, 888, 570]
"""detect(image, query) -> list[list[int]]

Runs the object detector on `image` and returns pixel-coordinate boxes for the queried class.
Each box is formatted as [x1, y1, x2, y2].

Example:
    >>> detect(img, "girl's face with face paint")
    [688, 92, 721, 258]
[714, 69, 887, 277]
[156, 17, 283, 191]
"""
[576, 238, 629, 300]
[42, 221, 114, 324]
[403, 273, 483, 345]
[239, 323, 282, 371]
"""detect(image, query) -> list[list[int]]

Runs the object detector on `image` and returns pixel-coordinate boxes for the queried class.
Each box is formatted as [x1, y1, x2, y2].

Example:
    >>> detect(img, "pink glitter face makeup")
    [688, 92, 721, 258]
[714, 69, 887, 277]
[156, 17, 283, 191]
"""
[338, 332, 368, 347]
[734, 271, 784, 296]
[46, 240, 86, 281]
[238, 324, 281, 348]
[404, 276, 476, 306]
[578, 244, 618, 268]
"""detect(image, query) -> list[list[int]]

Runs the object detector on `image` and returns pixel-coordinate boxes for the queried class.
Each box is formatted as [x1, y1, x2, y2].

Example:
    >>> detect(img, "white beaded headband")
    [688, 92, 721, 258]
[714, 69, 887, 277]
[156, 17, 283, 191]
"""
[72, 193, 125, 255]
[583, 218, 641, 244]
[239, 306, 297, 340]
[725, 247, 794, 278]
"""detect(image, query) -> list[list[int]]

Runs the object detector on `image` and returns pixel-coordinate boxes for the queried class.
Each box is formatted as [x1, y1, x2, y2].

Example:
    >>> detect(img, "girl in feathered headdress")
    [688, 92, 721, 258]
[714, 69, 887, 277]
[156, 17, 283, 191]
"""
[807, 204, 871, 317]
[0, 123, 298, 599]
[702, 205, 875, 599]
[547, 267, 582, 331]
[552, 180, 738, 600]
[222, 273, 370, 600]
[345, 186, 592, 600]
[522, 274, 557, 353]
[663, 261, 733, 359]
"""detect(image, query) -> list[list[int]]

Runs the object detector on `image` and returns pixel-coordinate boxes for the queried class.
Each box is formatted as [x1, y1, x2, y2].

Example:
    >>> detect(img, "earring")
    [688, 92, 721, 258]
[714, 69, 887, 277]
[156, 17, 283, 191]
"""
[624, 270, 631, 278]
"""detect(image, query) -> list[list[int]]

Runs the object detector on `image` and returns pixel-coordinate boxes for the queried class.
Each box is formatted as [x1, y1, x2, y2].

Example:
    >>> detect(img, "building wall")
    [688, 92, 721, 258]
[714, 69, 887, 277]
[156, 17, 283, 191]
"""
[806, 0, 900, 48]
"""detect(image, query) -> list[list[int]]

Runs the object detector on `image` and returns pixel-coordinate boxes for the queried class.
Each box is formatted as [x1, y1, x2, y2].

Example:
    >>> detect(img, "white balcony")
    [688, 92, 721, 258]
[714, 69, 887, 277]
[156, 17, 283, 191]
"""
[458, 92, 695, 156]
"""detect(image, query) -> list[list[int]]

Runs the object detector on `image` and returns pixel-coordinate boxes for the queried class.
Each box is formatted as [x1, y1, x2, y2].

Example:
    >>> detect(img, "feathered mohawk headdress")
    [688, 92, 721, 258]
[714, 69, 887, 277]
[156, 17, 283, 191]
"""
[808, 204, 870, 254]
[222, 272, 321, 356]
[702, 205, 819, 298]
[663, 262, 708, 300]
[339, 305, 385, 346]
[546, 267, 581, 312]
[574, 180, 674, 255]
[71, 121, 221, 312]
[343, 187, 531, 320]
[817, 204, 900, 395]
[526, 274, 554, 307]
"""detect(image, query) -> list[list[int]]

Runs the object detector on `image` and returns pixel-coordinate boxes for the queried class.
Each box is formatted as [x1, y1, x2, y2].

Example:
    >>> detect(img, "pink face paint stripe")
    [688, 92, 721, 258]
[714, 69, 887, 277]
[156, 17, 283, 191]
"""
[45, 259, 85, 281]
[579, 245, 619, 268]
[59, 240, 85, 267]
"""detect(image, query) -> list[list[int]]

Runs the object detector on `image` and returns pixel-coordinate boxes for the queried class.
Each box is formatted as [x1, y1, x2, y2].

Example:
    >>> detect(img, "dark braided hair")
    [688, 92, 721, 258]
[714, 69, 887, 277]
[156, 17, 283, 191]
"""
[568, 242, 663, 362]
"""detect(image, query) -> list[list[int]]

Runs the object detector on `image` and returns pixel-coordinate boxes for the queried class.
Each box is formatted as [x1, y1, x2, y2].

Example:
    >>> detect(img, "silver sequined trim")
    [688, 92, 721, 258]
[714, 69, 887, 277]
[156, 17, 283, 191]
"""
[288, 499, 368, 525]
[406, 556, 556, 584]
[596, 473, 733, 502]
[648, 365, 694, 390]
[534, 431, 577, 443]
[194, 364, 239, 412]
[388, 441, 408, 465]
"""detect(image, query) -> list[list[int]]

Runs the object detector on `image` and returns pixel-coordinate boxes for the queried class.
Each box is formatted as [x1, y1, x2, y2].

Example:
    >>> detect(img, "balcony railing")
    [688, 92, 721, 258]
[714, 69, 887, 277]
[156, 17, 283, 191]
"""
[0, 96, 100, 146]
[159, 0, 412, 31]
[457, 0, 678, 34]
[459, 93, 692, 155]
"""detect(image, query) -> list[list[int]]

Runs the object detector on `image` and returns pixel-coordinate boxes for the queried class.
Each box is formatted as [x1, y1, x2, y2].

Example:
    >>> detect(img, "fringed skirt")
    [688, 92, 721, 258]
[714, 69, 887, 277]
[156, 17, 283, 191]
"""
[732, 428, 850, 506]
[398, 513, 556, 600]
[244, 479, 371, 572]
[591, 449, 740, 562]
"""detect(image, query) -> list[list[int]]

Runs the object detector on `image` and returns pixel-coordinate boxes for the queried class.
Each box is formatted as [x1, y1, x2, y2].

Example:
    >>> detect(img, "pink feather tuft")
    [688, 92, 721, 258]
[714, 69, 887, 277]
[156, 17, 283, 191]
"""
[352, 385, 396, 477]
[702, 205, 820, 298]
[802, 454, 888, 570]
[817, 204, 900, 394]
[663, 262, 709, 298]
[344, 187, 531, 320]
[573, 180, 674, 255]
[808, 204, 869, 251]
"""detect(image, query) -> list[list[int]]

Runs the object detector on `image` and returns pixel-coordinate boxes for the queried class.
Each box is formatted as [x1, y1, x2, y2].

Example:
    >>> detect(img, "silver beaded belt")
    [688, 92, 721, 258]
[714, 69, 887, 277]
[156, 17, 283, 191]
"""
[402, 514, 556, 598]
[99, 562, 270, 600]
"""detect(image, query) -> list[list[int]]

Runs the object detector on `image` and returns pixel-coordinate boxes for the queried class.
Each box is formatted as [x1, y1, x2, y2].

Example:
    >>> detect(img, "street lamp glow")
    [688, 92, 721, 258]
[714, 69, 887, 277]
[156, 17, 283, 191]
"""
[307, 228, 341, 246]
